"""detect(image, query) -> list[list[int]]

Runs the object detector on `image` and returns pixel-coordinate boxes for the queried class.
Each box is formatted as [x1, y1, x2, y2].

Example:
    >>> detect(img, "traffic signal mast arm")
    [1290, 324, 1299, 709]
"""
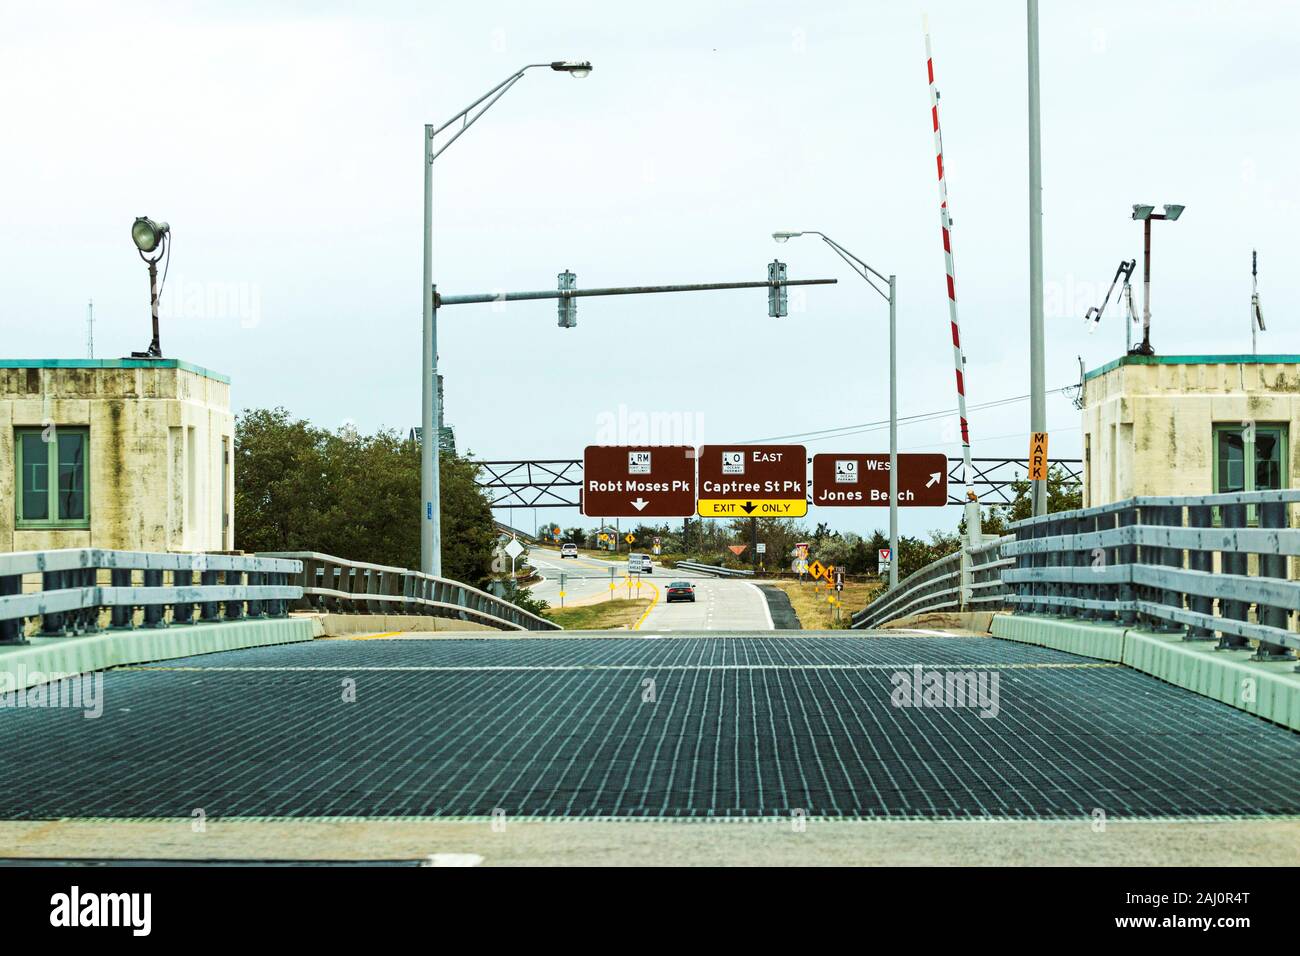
[435, 276, 837, 307]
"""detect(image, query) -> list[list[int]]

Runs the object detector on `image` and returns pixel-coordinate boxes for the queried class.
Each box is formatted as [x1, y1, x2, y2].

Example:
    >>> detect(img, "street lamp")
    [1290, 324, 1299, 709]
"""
[422, 61, 592, 577]
[771, 230, 901, 589]
[129, 216, 170, 358]
[1129, 202, 1185, 356]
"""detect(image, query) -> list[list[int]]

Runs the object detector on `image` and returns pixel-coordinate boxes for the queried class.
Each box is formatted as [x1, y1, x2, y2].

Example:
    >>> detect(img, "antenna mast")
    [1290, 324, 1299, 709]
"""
[1251, 250, 1265, 354]
[87, 299, 94, 359]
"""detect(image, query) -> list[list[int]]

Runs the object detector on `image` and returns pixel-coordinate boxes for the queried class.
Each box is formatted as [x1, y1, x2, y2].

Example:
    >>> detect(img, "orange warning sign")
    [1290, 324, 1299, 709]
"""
[1029, 432, 1049, 481]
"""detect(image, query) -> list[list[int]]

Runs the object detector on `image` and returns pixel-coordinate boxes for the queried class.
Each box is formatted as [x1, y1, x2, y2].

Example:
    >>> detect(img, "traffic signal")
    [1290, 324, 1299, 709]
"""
[557, 270, 577, 327]
[767, 260, 788, 317]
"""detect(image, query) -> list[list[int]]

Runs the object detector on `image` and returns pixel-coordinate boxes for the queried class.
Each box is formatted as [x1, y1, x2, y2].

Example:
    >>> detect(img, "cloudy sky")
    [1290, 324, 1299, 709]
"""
[2, 0, 1296, 538]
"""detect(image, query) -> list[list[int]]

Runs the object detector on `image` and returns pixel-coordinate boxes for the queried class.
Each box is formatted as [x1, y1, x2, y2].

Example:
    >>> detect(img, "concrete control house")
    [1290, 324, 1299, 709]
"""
[0, 359, 233, 554]
[1081, 354, 1300, 507]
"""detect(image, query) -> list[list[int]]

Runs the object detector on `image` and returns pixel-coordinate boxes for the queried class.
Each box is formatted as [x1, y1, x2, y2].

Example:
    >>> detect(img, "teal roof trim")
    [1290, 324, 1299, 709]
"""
[1083, 354, 1300, 383]
[0, 358, 230, 385]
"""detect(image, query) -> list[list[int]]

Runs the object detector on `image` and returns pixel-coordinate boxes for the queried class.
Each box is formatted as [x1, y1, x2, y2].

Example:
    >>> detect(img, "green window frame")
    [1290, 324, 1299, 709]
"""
[14, 426, 90, 529]
[1212, 422, 1288, 494]
[1212, 422, 1287, 527]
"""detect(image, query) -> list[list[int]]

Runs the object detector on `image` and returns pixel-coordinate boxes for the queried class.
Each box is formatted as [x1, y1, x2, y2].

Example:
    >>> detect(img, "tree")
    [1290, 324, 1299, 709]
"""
[233, 407, 498, 587]
[965, 465, 1083, 537]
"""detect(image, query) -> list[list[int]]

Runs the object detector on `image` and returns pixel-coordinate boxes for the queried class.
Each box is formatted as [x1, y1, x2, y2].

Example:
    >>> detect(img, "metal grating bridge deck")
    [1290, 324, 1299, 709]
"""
[1, 635, 1297, 821]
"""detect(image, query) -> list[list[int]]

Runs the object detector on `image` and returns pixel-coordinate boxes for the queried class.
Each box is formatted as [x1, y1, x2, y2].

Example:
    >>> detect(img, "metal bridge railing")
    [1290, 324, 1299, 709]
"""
[850, 536, 1013, 630]
[673, 560, 755, 578]
[0, 549, 302, 645]
[1003, 489, 1300, 661]
[259, 551, 559, 632]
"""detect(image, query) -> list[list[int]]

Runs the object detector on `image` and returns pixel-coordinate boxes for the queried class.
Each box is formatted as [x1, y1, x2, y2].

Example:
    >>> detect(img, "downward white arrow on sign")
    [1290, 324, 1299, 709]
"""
[926, 473, 941, 488]
[631, 498, 649, 511]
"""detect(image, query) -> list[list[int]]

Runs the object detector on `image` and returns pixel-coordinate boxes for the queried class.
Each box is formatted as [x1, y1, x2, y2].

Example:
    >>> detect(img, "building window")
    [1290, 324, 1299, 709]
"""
[1213, 423, 1287, 494]
[14, 427, 89, 528]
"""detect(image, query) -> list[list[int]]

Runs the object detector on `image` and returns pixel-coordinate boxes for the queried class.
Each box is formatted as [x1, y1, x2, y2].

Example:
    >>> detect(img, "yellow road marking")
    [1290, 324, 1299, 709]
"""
[632, 580, 661, 631]
[347, 631, 405, 641]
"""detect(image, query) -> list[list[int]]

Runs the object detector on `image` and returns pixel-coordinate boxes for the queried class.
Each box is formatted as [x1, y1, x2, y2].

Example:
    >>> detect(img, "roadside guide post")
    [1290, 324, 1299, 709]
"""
[835, 569, 845, 625]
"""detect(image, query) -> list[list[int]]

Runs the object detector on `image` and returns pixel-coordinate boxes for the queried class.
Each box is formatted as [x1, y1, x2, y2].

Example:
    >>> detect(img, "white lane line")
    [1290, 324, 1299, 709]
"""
[745, 582, 776, 631]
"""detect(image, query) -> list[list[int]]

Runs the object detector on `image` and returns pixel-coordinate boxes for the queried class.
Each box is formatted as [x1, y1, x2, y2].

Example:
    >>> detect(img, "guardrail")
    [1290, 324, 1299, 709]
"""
[1003, 490, 1300, 660]
[259, 552, 559, 632]
[0, 549, 302, 645]
[851, 536, 1012, 630]
[673, 560, 755, 578]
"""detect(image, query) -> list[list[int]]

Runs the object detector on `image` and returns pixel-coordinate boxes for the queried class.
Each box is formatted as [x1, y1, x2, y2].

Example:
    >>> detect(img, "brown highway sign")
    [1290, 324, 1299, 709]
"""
[811, 453, 948, 507]
[697, 444, 807, 518]
[582, 445, 696, 517]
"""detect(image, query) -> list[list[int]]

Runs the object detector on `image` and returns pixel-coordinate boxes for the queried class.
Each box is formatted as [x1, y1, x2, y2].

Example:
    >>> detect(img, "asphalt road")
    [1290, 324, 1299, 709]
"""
[639, 578, 772, 631]
[527, 547, 628, 605]
[3, 633, 1299, 823]
[529, 548, 772, 631]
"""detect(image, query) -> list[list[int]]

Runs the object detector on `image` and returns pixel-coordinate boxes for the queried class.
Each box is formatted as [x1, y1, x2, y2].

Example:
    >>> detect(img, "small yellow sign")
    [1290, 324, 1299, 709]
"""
[696, 499, 808, 518]
[625, 533, 635, 544]
[1029, 432, 1050, 481]
[807, 559, 825, 580]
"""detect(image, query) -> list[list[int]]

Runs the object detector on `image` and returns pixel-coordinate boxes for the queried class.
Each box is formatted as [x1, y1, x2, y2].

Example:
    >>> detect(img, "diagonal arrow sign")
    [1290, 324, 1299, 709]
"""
[926, 472, 941, 488]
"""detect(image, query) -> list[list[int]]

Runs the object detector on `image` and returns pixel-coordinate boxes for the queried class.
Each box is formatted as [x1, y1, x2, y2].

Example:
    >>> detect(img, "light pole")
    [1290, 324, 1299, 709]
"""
[129, 216, 170, 358]
[772, 230, 899, 589]
[422, 61, 592, 576]
[1129, 203, 1185, 356]
[1027, 0, 1046, 517]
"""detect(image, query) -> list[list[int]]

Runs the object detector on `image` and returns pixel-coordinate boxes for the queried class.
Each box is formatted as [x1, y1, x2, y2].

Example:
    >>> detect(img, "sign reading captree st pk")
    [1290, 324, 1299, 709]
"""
[582, 445, 696, 518]
[811, 453, 948, 507]
[697, 444, 807, 518]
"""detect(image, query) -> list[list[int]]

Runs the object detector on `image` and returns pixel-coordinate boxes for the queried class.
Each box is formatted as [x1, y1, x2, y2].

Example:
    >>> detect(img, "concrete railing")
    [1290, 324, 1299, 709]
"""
[673, 560, 755, 578]
[0, 549, 302, 645]
[260, 551, 559, 632]
[851, 536, 1013, 630]
[1003, 490, 1300, 660]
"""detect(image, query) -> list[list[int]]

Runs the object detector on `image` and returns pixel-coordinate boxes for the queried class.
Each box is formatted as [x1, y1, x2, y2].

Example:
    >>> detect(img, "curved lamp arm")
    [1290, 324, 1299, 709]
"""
[429, 61, 591, 162]
[775, 230, 890, 301]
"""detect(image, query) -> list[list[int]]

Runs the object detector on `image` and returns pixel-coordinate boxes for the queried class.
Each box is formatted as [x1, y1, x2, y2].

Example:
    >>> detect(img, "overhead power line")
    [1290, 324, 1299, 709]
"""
[741, 386, 1073, 445]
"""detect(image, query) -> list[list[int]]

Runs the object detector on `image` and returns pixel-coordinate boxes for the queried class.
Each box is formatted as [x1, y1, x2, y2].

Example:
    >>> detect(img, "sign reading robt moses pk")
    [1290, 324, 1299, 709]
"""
[697, 444, 807, 518]
[582, 445, 696, 518]
[811, 453, 948, 507]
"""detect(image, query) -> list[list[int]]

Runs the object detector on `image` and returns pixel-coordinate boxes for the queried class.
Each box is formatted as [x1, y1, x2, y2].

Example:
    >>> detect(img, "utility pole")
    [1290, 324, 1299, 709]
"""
[1027, 0, 1047, 518]
[888, 274, 898, 587]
